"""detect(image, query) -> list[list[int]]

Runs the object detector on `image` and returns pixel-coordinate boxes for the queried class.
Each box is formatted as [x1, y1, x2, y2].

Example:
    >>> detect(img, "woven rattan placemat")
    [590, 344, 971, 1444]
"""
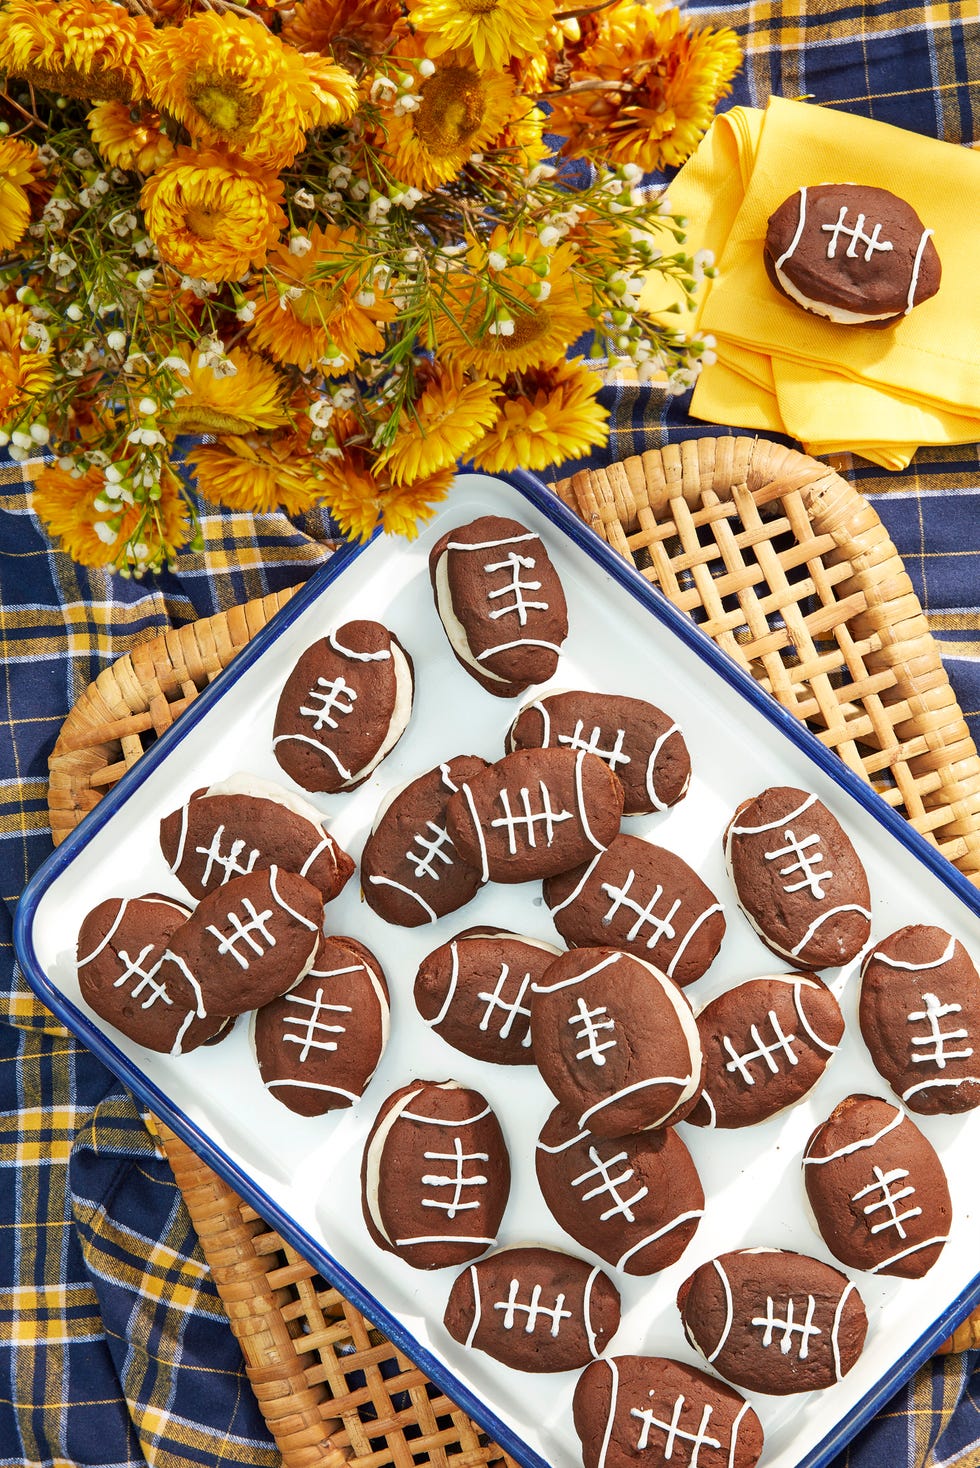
[46, 439, 980, 1466]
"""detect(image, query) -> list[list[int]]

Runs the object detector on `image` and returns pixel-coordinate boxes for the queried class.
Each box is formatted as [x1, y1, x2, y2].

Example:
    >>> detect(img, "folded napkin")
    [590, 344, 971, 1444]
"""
[644, 96, 980, 469]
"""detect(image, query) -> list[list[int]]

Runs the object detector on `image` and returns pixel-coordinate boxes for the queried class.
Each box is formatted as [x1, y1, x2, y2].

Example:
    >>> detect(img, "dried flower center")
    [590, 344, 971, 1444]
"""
[186, 79, 262, 141]
[185, 203, 222, 240]
[506, 301, 547, 349]
[414, 67, 488, 154]
[170, 404, 258, 435]
[460, 0, 501, 12]
[16, 61, 135, 103]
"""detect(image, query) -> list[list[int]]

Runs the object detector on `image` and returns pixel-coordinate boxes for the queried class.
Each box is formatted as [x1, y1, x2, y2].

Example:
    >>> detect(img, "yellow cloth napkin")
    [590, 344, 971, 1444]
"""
[645, 95, 980, 469]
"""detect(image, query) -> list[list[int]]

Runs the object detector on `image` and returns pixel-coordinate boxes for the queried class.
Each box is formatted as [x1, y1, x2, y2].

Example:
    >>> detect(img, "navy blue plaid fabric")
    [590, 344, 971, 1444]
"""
[3, 2, 980, 1464]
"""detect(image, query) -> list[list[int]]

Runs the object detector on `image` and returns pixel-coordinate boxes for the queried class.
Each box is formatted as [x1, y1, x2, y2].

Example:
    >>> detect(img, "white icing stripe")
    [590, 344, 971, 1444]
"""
[447, 533, 539, 552]
[790, 905, 872, 959]
[532, 950, 621, 995]
[902, 1075, 980, 1101]
[475, 638, 562, 664]
[439, 761, 460, 795]
[163, 949, 207, 1019]
[583, 1266, 600, 1357]
[873, 935, 957, 971]
[578, 1074, 693, 1131]
[300, 833, 332, 879]
[400, 1104, 492, 1126]
[547, 849, 602, 917]
[367, 874, 438, 923]
[269, 866, 320, 930]
[464, 1265, 482, 1348]
[460, 782, 490, 883]
[775, 185, 808, 270]
[171, 1010, 196, 1057]
[831, 1280, 854, 1380]
[172, 803, 190, 874]
[431, 942, 461, 1027]
[365, 1088, 423, 1245]
[596, 1359, 618, 1468]
[644, 723, 680, 810]
[395, 1233, 496, 1246]
[803, 1103, 904, 1165]
[536, 1128, 591, 1155]
[76, 900, 130, 968]
[905, 229, 934, 313]
[615, 1209, 704, 1271]
[731, 792, 817, 836]
[267, 1079, 360, 1100]
[793, 980, 839, 1055]
[697, 1091, 717, 1129]
[271, 733, 354, 781]
[575, 748, 604, 853]
[328, 627, 392, 661]
[707, 1259, 733, 1362]
[869, 1235, 948, 1274]
[665, 902, 724, 980]
[528, 699, 551, 750]
[728, 1401, 751, 1468]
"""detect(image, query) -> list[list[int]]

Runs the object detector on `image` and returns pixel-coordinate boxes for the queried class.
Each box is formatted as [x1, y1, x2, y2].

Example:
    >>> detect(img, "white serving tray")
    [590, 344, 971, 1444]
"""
[15, 470, 980, 1468]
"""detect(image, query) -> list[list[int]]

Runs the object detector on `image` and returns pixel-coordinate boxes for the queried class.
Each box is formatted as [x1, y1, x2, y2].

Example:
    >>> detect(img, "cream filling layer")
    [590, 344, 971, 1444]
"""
[434, 552, 510, 685]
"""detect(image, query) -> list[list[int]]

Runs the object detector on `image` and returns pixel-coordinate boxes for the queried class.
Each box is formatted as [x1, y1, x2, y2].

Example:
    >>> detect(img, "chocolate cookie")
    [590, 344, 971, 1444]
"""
[414, 927, 561, 1064]
[544, 833, 726, 986]
[165, 866, 322, 1019]
[764, 183, 940, 326]
[272, 621, 414, 793]
[251, 935, 389, 1115]
[76, 894, 225, 1055]
[361, 757, 489, 926]
[574, 1356, 764, 1468]
[361, 1079, 510, 1270]
[429, 514, 568, 697]
[444, 1246, 620, 1373]
[445, 747, 623, 884]
[860, 924, 980, 1114]
[678, 1248, 868, 1395]
[535, 1103, 704, 1275]
[803, 1093, 952, 1277]
[160, 773, 353, 905]
[530, 947, 702, 1136]
[724, 786, 871, 968]
[507, 689, 690, 816]
[688, 972, 844, 1128]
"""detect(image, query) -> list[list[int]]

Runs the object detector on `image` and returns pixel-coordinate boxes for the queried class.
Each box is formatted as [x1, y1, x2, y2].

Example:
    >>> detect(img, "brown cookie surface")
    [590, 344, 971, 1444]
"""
[429, 514, 568, 697]
[678, 1248, 868, 1395]
[764, 183, 940, 325]
[544, 833, 725, 985]
[573, 1355, 764, 1468]
[444, 1246, 620, 1373]
[803, 1092, 952, 1277]
[360, 1079, 510, 1270]
[860, 924, 980, 1114]
[251, 935, 389, 1115]
[414, 927, 561, 1064]
[361, 757, 489, 926]
[688, 972, 844, 1128]
[76, 894, 224, 1055]
[530, 947, 702, 1136]
[165, 866, 322, 1018]
[506, 689, 690, 816]
[724, 786, 871, 969]
[160, 775, 353, 905]
[535, 1103, 704, 1274]
[445, 747, 623, 884]
[272, 621, 414, 793]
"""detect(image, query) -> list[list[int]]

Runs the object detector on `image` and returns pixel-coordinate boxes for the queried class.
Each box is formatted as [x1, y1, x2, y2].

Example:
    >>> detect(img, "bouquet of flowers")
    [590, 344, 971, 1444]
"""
[0, 0, 740, 574]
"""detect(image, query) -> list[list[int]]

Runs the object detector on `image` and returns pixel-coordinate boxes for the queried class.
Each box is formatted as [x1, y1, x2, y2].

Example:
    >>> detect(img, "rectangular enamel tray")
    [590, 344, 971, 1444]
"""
[15, 471, 980, 1468]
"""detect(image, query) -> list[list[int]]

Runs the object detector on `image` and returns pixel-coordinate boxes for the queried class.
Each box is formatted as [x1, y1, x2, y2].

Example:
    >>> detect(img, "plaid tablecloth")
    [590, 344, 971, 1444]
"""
[3, 4, 980, 1465]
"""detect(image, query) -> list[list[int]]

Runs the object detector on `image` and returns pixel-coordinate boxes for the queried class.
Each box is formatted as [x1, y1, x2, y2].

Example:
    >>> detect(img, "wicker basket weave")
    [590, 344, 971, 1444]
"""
[46, 439, 980, 1466]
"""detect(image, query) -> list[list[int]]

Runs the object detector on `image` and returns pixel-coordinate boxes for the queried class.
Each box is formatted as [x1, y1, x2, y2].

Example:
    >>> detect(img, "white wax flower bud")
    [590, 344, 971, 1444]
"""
[289, 234, 313, 256]
[161, 354, 191, 375]
[66, 303, 83, 321]
[487, 251, 507, 272]
[138, 397, 157, 415]
[538, 225, 561, 248]
[293, 188, 316, 209]
[11, 429, 33, 449]
[94, 521, 117, 544]
[104, 464, 124, 483]
[106, 330, 126, 351]
[29, 423, 49, 444]
[419, 58, 435, 76]
[235, 300, 256, 322]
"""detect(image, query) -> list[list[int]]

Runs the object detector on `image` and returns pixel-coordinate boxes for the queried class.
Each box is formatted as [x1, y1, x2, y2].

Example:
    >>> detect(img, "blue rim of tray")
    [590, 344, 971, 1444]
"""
[14, 465, 980, 1468]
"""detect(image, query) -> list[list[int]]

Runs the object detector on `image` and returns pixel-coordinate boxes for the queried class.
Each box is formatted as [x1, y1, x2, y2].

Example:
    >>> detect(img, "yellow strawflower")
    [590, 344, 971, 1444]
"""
[87, 102, 174, 174]
[140, 148, 286, 283]
[162, 347, 290, 436]
[0, 0, 156, 102]
[281, 0, 403, 74]
[148, 11, 358, 173]
[186, 432, 327, 517]
[405, 0, 554, 70]
[32, 462, 190, 569]
[0, 137, 42, 252]
[469, 357, 609, 472]
[376, 367, 500, 484]
[0, 302, 53, 424]
[380, 48, 516, 190]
